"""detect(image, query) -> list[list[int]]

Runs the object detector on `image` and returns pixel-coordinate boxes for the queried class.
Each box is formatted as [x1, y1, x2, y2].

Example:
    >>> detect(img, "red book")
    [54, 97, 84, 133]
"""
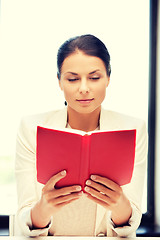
[36, 126, 136, 189]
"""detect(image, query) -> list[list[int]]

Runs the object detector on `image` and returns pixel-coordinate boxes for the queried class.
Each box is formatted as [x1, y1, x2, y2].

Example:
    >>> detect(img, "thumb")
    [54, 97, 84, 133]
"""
[44, 170, 67, 191]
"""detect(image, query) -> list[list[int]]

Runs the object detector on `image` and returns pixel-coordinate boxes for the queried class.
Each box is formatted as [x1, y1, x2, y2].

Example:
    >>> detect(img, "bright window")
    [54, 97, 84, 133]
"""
[0, 0, 149, 215]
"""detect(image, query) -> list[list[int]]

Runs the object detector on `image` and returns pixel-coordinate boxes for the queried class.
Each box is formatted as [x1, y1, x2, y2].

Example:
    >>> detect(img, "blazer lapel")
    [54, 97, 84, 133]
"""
[100, 107, 120, 130]
[45, 107, 68, 129]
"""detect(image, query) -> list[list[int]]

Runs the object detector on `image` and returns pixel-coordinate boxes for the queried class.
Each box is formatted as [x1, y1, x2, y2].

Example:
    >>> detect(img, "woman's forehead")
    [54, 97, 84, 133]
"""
[61, 51, 106, 75]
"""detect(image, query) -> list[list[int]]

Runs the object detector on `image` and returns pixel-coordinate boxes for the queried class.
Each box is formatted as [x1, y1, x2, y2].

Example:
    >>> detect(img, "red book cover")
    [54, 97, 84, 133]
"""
[36, 126, 136, 189]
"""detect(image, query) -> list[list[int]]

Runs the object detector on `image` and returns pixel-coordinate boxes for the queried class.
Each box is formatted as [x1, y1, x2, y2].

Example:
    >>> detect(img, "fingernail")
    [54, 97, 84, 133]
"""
[85, 186, 90, 192]
[91, 175, 96, 180]
[61, 170, 66, 176]
[76, 186, 81, 191]
[86, 180, 91, 185]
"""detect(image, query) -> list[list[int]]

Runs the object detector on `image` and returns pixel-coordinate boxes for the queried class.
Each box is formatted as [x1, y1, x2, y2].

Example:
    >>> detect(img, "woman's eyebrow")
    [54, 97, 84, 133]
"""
[89, 69, 100, 74]
[64, 69, 101, 76]
[65, 72, 78, 75]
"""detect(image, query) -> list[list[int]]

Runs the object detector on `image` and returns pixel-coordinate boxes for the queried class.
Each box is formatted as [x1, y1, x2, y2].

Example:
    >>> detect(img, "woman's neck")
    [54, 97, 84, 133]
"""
[67, 106, 101, 132]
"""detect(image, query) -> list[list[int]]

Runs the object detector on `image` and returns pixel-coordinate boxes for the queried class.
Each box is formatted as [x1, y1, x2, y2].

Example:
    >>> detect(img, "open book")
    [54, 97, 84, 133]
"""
[36, 126, 136, 188]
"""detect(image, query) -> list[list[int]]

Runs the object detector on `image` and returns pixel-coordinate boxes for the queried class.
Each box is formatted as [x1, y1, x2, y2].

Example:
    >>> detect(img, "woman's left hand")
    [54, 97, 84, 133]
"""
[85, 175, 132, 227]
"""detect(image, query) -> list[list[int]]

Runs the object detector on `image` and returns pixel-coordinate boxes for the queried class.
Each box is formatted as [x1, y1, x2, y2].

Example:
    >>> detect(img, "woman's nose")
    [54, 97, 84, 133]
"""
[79, 79, 89, 94]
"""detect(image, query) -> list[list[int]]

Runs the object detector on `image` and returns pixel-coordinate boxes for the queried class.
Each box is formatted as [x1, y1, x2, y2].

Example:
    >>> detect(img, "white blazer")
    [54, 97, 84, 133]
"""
[15, 107, 148, 237]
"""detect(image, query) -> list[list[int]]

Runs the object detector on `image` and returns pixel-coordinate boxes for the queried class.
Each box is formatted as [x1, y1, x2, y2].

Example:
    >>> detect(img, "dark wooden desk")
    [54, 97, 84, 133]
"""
[1, 237, 160, 240]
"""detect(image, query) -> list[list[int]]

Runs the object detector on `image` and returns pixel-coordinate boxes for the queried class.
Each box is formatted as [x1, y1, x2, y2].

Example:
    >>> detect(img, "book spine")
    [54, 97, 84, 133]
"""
[80, 134, 90, 189]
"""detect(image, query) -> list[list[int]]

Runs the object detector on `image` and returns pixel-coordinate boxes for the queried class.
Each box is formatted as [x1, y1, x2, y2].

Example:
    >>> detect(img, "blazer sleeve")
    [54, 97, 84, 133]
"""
[107, 119, 148, 237]
[15, 117, 52, 236]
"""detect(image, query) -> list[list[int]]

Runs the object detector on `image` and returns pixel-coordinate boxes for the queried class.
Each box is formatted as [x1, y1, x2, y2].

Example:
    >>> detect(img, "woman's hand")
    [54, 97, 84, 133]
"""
[85, 175, 132, 227]
[31, 170, 82, 229]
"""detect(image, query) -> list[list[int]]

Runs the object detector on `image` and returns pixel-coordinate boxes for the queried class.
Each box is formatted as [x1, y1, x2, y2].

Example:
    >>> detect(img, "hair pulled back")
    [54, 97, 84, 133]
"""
[57, 34, 111, 79]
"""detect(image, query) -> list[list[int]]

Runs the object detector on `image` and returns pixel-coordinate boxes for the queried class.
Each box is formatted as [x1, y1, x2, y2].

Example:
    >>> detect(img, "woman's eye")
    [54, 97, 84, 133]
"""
[90, 77, 100, 80]
[68, 78, 79, 82]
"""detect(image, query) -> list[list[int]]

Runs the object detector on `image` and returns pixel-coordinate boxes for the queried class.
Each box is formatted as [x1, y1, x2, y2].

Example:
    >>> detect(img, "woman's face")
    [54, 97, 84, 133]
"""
[59, 51, 110, 114]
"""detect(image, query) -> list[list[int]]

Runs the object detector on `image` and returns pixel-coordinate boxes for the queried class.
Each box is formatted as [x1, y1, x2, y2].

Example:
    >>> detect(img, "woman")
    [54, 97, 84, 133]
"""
[15, 34, 148, 237]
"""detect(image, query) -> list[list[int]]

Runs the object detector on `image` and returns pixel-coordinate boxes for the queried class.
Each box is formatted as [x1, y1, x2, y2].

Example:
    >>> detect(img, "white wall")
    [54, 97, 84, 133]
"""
[0, 0, 149, 215]
[155, 0, 160, 227]
[0, 0, 149, 156]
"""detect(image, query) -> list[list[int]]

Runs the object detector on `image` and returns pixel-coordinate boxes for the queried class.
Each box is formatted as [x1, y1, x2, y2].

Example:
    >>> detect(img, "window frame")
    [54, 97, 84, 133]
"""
[137, 0, 160, 236]
[143, 0, 157, 224]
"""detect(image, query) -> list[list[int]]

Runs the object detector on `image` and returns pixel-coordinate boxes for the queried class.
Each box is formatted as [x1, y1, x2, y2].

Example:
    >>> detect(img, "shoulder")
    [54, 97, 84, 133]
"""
[101, 109, 148, 158]
[100, 108, 146, 131]
[17, 108, 67, 143]
[19, 108, 67, 131]
[16, 108, 67, 151]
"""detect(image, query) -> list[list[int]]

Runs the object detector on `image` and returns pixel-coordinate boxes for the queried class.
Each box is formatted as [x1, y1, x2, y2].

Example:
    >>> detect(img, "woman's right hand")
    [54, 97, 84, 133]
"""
[31, 170, 82, 229]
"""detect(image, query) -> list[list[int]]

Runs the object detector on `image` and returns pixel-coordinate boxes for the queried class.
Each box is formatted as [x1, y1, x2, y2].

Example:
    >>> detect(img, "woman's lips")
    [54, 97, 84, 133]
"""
[76, 98, 94, 104]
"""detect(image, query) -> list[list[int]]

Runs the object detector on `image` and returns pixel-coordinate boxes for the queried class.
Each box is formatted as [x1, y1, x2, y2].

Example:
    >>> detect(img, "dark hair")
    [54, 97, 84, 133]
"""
[57, 34, 111, 79]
